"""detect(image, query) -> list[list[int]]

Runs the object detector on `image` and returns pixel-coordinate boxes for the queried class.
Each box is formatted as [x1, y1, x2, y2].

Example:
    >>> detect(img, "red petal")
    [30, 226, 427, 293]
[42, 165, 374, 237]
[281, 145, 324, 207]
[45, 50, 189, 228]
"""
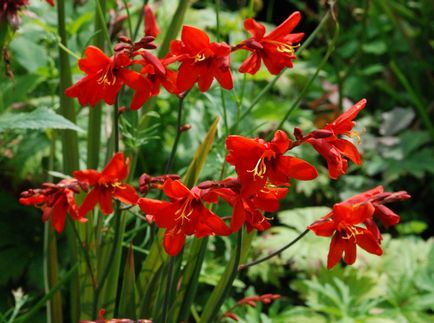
[343, 238, 357, 265]
[78, 46, 111, 75]
[177, 61, 200, 92]
[196, 207, 231, 237]
[181, 25, 210, 54]
[333, 139, 361, 165]
[102, 152, 128, 181]
[73, 169, 101, 186]
[138, 198, 175, 229]
[113, 184, 139, 205]
[78, 188, 99, 217]
[144, 5, 159, 38]
[269, 156, 317, 185]
[51, 197, 68, 233]
[271, 130, 290, 154]
[374, 204, 400, 228]
[239, 53, 261, 75]
[266, 11, 301, 40]
[331, 99, 367, 134]
[356, 229, 383, 256]
[327, 233, 344, 269]
[163, 229, 186, 256]
[162, 179, 190, 200]
[98, 187, 113, 215]
[231, 199, 247, 232]
[345, 186, 384, 204]
[243, 18, 266, 39]
[308, 219, 336, 237]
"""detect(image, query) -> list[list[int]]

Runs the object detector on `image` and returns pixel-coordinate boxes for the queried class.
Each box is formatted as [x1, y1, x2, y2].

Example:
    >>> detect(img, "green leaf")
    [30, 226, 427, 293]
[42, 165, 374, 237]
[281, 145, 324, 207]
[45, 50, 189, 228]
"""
[9, 36, 48, 73]
[362, 41, 387, 55]
[183, 117, 220, 187]
[0, 107, 83, 133]
[118, 245, 137, 319]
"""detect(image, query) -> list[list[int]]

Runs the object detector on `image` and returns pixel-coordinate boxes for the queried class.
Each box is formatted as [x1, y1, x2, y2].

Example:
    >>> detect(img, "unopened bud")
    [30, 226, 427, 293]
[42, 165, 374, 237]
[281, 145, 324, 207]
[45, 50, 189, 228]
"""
[114, 43, 131, 52]
[118, 106, 127, 114]
[180, 124, 192, 132]
[118, 35, 132, 44]
[311, 129, 333, 139]
[293, 127, 304, 140]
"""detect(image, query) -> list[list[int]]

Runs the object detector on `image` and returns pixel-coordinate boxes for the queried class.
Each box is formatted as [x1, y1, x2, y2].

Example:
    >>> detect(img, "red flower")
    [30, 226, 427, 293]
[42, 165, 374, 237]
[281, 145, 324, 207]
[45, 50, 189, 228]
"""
[234, 12, 304, 75]
[73, 152, 139, 216]
[65, 46, 150, 110]
[45, 0, 55, 6]
[226, 130, 317, 195]
[144, 5, 159, 38]
[308, 186, 410, 269]
[137, 179, 231, 256]
[202, 178, 287, 232]
[134, 51, 180, 103]
[307, 99, 367, 179]
[308, 203, 382, 269]
[19, 179, 86, 233]
[168, 25, 233, 92]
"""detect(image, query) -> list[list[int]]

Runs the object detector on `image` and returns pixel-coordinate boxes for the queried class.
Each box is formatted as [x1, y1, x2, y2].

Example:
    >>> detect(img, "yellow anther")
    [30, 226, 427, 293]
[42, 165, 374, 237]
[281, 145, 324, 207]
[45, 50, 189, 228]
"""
[347, 128, 365, 145]
[194, 53, 206, 62]
[175, 198, 194, 224]
[97, 66, 117, 86]
[341, 225, 362, 241]
[247, 157, 267, 179]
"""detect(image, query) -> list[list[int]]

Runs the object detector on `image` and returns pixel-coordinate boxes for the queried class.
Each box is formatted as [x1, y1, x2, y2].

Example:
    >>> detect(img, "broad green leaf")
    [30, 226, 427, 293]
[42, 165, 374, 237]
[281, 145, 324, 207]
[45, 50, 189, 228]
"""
[9, 36, 48, 73]
[0, 107, 83, 133]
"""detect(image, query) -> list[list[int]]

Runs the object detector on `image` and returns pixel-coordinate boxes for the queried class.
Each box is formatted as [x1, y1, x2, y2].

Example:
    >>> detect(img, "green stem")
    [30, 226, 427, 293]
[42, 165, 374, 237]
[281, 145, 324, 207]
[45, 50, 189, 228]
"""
[390, 61, 434, 141]
[95, 0, 113, 53]
[57, 0, 80, 321]
[165, 93, 188, 173]
[199, 230, 243, 323]
[238, 229, 309, 270]
[162, 255, 176, 323]
[158, 0, 190, 58]
[274, 22, 339, 132]
[15, 265, 79, 323]
[122, 0, 134, 39]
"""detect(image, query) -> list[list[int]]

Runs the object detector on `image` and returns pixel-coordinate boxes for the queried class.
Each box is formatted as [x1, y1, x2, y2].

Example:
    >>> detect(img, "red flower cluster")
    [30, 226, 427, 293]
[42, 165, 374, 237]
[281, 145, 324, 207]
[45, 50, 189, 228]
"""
[308, 186, 410, 269]
[65, 6, 304, 109]
[19, 153, 138, 232]
[19, 179, 85, 233]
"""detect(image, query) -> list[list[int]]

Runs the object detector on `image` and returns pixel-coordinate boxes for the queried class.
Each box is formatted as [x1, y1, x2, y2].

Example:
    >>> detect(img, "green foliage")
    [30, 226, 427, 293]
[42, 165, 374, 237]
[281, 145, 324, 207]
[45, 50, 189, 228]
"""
[0, 107, 83, 133]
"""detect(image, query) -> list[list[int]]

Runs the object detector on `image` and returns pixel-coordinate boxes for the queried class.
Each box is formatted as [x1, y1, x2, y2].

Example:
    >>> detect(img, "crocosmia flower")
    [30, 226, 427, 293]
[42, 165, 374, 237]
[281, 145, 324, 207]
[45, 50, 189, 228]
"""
[138, 178, 231, 256]
[308, 203, 382, 269]
[73, 152, 139, 216]
[226, 130, 317, 195]
[307, 99, 367, 179]
[19, 179, 86, 233]
[206, 180, 288, 232]
[308, 186, 410, 269]
[168, 25, 233, 92]
[65, 46, 149, 109]
[234, 11, 304, 75]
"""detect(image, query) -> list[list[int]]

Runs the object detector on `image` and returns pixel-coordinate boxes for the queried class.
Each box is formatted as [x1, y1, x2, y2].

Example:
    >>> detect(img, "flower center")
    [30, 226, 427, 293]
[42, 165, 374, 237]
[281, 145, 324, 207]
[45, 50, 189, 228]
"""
[175, 197, 194, 224]
[194, 52, 207, 62]
[340, 225, 363, 241]
[97, 65, 117, 86]
[247, 151, 276, 179]
[265, 40, 300, 56]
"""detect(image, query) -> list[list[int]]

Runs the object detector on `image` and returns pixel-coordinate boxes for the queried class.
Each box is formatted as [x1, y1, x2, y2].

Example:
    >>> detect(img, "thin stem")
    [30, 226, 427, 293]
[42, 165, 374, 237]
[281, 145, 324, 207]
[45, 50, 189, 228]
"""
[273, 14, 340, 133]
[95, 0, 113, 54]
[165, 93, 188, 173]
[92, 206, 121, 319]
[122, 0, 134, 39]
[114, 98, 120, 153]
[238, 229, 310, 270]
[15, 264, 79, 323]
[69, 218, 97, 290]
[162, 255, 176, 323]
